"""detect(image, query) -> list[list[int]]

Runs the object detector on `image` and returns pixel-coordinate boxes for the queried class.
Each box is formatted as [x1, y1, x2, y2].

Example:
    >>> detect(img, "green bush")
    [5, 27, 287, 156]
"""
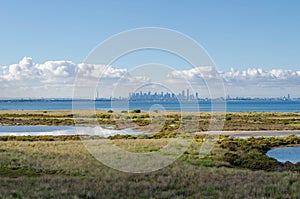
[220, 136, 300, 171]
[97, 114, 111, 119]
[131, 109, 141, 113]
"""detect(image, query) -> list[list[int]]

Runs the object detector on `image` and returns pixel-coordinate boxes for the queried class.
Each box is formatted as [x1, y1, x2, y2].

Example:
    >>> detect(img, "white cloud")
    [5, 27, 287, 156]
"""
[0, 57, 149, 98]
[168, 66, 300, 82]
[1, 57, 76, 83]
[1, 57, 300, 98]
[222, 68, 300, 81]
[168, 66, 219, 79]
[167, 67, 300, 97]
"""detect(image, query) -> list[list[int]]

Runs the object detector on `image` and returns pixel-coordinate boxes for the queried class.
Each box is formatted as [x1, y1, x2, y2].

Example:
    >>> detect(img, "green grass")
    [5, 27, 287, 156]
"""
[287, 123, 300, 127]
[0, 136, 299, 198]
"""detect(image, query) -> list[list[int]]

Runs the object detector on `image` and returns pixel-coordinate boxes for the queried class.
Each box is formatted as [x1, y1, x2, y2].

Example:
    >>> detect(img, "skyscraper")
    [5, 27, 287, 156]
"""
[187, 89, 189, 100]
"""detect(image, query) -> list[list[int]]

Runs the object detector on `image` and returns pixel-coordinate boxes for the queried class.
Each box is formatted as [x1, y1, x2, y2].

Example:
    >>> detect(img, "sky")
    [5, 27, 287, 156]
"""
[0, 0, 300, 98]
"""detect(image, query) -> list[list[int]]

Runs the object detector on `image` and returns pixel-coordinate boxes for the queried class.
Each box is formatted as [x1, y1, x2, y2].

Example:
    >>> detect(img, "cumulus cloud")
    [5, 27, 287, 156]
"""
[166, 67, 300, 97]
[0, 57, 132, 82]
[1, 57, 300, 98]
[1, 57, 77, 84]
[0, 57, 148, 98]
[222, 68, 300, 81]
[168, 66, 300, 82]
[168, 66, 220, 80]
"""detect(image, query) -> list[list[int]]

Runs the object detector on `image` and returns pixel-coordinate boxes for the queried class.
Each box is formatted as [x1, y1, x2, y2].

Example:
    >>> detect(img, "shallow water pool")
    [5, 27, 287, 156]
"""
[266, 146, 300, 164]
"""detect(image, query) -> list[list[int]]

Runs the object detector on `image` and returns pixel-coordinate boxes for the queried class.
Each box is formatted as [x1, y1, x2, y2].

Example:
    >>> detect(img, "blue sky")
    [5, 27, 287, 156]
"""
[1, 0, 300, 70]
[0, 0, 300, 98]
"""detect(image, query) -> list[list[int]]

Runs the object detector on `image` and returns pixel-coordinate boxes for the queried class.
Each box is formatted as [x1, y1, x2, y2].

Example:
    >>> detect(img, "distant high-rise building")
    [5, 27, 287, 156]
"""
[187, 89, 189, 100]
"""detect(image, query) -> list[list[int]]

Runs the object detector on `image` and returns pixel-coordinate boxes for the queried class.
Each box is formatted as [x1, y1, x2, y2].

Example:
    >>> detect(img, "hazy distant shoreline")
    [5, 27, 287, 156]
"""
[0, 98, 299, 102]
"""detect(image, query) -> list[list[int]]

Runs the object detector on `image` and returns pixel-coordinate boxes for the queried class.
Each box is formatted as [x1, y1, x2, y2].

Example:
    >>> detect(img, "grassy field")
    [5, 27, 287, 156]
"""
[0, 135, 299, 198]
[1, 111, 300, 198]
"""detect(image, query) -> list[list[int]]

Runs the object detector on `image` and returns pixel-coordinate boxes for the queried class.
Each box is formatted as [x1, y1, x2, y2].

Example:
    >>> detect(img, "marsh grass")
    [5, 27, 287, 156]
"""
[0, 138, 299, 198]
[219, 135, 300, 171]
[112, 138, 170, 152]
[1, 111, 300, 197]
[2, 111, 300, 131]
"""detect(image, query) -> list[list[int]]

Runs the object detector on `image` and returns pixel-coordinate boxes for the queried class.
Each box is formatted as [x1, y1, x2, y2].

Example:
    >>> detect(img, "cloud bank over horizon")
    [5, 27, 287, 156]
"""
[1, 57, 300, 99]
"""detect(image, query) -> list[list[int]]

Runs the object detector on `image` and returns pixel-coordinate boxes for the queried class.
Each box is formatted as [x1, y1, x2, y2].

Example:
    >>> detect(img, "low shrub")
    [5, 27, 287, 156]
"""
[131, 109, 141, 113]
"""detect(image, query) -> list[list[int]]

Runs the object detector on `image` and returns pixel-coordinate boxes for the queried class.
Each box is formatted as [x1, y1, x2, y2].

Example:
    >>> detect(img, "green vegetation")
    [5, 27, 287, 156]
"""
[0, 135, 81, 142]
[0, 135, 299, 198]
[1, 110, 300, 197]
[1, 111, 300, 132]
[131, 109, 141, 113]
[219, 135, 300, 171]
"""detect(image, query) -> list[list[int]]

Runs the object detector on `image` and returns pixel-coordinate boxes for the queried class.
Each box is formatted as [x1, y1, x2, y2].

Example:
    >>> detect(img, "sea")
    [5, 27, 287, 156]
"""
[0, 99, 299, 112]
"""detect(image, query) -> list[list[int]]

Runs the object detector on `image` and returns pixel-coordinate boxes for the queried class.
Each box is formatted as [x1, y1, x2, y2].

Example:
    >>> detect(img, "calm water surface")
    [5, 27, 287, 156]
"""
[266, 146, 300, 164]
[0, 126, 143, 137]
[0, 100, 300, 112]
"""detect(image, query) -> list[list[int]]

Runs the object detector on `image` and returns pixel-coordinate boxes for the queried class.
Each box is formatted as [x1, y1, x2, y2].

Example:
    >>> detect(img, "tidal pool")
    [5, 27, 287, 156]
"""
[266, 146, 300, 164]
[0, 125, 144, 138]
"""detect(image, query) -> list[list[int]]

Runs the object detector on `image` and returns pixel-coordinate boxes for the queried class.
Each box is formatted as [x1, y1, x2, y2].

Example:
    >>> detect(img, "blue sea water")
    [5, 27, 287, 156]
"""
[0, 100, 299, 112]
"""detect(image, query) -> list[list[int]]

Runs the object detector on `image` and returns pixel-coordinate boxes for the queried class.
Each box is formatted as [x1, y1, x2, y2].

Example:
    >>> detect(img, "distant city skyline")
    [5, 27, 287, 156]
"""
[128, 89, 198, 101]
[92, 89, 295, 102]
